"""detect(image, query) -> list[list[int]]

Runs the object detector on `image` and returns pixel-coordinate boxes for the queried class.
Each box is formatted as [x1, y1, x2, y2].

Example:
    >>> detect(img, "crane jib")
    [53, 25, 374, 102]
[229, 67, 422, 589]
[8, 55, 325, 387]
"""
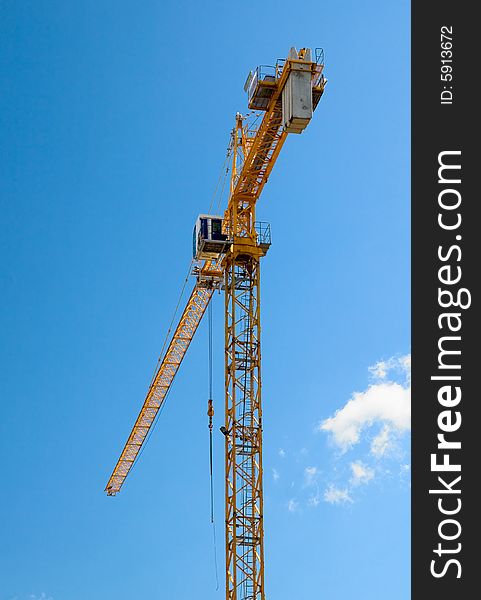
[104, 283, 214, 495]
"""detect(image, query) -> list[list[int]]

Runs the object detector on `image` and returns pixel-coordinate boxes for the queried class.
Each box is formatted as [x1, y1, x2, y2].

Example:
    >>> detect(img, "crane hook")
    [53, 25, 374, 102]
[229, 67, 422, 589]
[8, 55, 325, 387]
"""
[207, 398, 214, 430]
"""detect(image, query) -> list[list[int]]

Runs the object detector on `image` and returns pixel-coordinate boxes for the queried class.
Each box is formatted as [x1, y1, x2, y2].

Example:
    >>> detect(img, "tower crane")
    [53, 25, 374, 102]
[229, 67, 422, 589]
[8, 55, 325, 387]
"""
[105, 46, 326, 600]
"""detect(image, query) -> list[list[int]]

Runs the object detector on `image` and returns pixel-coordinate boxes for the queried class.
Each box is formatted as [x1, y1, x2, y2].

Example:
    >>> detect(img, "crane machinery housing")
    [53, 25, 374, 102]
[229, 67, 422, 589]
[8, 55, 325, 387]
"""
[105, 46, 327, 600]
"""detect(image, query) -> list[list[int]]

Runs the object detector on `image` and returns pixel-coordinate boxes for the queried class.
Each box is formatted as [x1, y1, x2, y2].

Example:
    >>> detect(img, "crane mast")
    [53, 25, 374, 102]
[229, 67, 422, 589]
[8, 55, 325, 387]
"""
[224, 115, 269, 600]
[223, 47, 325, 596]
[105, 46, 326, 600]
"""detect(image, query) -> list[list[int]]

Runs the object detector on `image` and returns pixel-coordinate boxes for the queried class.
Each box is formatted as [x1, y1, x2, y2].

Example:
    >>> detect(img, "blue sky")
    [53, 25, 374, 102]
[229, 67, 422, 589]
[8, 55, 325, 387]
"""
[0, 1, 410, 599]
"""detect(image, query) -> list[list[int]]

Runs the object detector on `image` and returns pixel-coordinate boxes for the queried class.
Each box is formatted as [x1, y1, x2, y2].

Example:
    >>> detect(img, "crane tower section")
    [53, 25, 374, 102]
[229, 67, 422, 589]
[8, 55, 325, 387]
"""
[224, 48, 325, 600]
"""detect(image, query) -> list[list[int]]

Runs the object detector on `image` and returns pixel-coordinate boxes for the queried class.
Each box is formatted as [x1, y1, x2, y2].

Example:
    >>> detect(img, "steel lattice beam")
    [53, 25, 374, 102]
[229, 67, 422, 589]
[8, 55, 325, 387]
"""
[225, 258, 264, 600]
[105, 283, 214, 495]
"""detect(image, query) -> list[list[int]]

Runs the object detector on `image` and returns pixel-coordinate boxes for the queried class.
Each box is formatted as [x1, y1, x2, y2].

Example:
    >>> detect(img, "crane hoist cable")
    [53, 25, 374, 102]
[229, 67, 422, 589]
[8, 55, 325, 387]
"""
[214, 160, 230, 216]
[207, 300, 214, 522]
[208, 150, 231, 215]
[149, 260, 194, 386]
[207, 300, 219, 591]
[128, 260, 194, 475]
[147, 146, 230, 390]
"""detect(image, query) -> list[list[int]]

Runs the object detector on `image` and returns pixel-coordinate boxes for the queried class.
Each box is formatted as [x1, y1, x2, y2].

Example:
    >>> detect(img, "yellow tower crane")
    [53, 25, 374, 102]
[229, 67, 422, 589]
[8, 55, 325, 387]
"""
[105, 46, 326, 600]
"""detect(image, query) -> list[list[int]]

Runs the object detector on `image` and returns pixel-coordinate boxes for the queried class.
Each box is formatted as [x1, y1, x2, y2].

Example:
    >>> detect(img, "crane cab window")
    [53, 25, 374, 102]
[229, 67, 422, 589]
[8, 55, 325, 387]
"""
[193, 215, 230, 260]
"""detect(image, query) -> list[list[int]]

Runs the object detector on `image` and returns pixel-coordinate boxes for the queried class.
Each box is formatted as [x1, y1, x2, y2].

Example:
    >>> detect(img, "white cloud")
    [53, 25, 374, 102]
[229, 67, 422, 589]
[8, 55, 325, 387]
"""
[324, 485, 352, 504]
[371, 424, 393, 457]
[399, 355, 411, 379]
[319, 354, 411, 453]
[278, 448, 286, 458]
[369, 354, 411, 383]
[303, 467, 321, 507]
[369, 360, 389, 380]
[287, 498, 299, 512]
[314, 354, 410, 505]
[272, 468, 280, 481]
[400, 463, 411, 484]
[350, 461, 375, 486]
[319, 382, 410, 450]
[304, 466, 318, 486]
